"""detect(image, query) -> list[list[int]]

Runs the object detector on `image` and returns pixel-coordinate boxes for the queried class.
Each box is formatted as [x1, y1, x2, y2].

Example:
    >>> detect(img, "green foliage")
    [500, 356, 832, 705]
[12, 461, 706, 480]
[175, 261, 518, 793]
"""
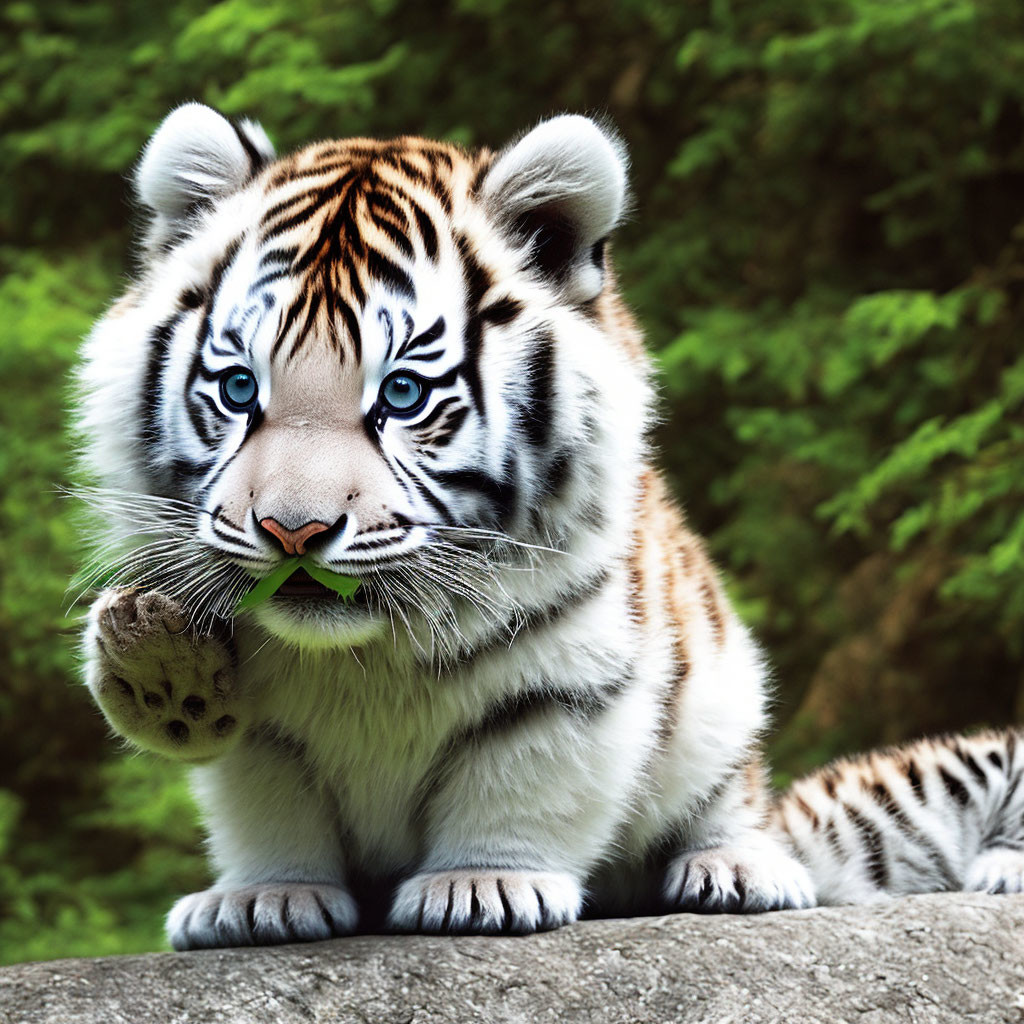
[2, 0, 1023, 963]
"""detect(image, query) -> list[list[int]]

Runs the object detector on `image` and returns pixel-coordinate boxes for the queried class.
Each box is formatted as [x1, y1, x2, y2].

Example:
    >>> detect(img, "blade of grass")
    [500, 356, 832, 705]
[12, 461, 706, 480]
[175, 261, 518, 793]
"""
[233, 558, 303, 612]
[302, 563, 361, 599]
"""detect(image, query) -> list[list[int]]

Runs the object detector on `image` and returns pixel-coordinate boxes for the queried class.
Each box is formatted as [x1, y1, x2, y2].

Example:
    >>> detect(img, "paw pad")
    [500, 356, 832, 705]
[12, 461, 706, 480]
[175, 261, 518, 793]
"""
[166, 720, 189, 743]
[182, 695, 206, 719]
[87, 588, 247, 760]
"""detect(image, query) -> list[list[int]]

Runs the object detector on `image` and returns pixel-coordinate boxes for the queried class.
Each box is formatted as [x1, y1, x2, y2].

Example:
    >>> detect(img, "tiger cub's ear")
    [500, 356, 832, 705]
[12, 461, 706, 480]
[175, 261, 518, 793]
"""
[134, 102, 275, 251]
[481, 115, 628, 304]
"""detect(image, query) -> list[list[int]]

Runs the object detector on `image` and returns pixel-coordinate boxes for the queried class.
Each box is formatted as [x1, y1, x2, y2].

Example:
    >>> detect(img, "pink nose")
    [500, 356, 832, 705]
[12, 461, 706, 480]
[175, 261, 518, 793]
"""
[259, 518, 330, 556]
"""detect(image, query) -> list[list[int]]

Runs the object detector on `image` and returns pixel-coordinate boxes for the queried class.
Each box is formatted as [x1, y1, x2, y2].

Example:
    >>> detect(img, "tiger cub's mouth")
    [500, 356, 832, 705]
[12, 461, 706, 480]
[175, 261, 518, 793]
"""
[273, 568, 366, 605]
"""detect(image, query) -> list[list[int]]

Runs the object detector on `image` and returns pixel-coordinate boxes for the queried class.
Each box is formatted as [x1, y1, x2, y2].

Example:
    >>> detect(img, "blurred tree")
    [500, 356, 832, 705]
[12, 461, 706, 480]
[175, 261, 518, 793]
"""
[1, 0, 1022, 963]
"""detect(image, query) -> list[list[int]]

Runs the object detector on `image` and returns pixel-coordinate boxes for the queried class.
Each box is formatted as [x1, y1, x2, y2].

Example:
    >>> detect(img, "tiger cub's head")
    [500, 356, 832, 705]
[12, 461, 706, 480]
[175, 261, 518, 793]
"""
[78, 104, 650, 651]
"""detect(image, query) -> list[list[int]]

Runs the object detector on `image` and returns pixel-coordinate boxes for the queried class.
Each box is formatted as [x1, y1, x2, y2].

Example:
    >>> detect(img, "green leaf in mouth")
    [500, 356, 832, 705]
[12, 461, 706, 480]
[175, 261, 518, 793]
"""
[234, 558, 361, 614]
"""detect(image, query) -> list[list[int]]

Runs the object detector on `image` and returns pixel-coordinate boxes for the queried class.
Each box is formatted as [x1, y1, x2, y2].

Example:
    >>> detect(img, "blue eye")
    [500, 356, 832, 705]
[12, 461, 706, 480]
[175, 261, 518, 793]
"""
[380, 373, 427, 415]
[220, 368, 258, 411]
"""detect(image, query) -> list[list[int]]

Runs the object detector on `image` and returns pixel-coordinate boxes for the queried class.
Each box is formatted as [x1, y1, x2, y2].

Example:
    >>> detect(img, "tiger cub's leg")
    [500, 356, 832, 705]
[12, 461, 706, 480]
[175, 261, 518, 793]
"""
[167, 727, 357, 950]
[662, 756, 816, 913]
[83, 589, 249, 761]
[389, 680, 649, 934]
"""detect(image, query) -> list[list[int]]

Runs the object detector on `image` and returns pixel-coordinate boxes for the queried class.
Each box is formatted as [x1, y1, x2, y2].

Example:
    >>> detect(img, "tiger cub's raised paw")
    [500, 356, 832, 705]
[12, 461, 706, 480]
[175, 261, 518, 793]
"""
[84, 589, 246, 761]
[664, 843, 816, 914]
[388, 869, 582, 935]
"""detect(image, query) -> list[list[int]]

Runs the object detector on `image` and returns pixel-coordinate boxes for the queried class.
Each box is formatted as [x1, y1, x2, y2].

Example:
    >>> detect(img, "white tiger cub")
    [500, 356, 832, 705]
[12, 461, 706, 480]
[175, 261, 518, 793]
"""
[77, 104, 1024, 950]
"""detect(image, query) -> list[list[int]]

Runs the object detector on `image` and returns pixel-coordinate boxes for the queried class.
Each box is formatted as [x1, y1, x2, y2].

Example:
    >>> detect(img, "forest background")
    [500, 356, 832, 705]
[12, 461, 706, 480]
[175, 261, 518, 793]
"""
[2, 0, 1023, 964]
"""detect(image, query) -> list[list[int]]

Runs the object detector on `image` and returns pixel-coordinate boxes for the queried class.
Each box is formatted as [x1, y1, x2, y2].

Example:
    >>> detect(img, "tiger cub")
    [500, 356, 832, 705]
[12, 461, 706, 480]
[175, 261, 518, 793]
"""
[77, 105, 1024, 950]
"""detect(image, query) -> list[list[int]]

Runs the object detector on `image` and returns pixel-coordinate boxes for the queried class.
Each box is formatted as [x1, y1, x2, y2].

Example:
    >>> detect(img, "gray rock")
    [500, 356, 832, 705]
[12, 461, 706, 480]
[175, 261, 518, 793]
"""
[1, 893, 1022, 1024]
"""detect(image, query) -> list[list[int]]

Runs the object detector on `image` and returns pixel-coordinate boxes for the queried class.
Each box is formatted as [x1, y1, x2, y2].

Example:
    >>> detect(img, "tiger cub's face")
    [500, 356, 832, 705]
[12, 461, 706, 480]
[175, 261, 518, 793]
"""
[80, 105, 647, 650]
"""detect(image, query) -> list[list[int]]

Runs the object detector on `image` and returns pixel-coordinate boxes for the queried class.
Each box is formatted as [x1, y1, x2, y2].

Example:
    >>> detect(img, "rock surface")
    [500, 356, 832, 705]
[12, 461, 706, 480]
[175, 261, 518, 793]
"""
[1, 893, 1022, 1024]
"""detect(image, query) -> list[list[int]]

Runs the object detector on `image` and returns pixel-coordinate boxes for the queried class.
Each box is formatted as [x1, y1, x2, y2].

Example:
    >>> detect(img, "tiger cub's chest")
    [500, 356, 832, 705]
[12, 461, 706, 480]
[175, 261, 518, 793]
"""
[247, 647, 472, 868]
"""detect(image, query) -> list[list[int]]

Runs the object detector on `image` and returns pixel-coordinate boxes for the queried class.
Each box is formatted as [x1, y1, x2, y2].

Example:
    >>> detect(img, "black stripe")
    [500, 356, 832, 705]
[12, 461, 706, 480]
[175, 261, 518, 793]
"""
[470, 160, 491, 196]
[430, 405, 468, 447]
[248, 267, 291, 295]
[521, 329, 555, 448]
[412, 670, 630, 838]
[427, 148, 454, 171]
[843, 804, 890, 890]
[262, 173, 356, 238]
[408, 199, 438, 260]
[139, 311, 186, 456]
[346, 260, 367, 307]
[186, 387, 217, 448]
[368, 191, 410, 229]
[869, 782, 958, 888]
[425, 467, 516, 524]
[374, 215, 415, 259]
[290, 182, 360, 276]
[905, 760, 925, 800]
[181, 241, 241, 454]
[366, 246, 415, 300]
[211, 326, 245, 358]
[434, 183, 453, 216]
[823, 820, 844, 858]
[193, 389, 222, 431]
[179, 288, 204, 310]
[996, 762, 1022, 821]
[397, 316, 446, 360]
[287, 288, 323, 362]
[939, 767, 971, 807]
[270, 157, 357, 186]
[230, 120, 267, 177]
[262, 196, 334, 240]
[198, 447, 245, 505]
[414, 395, 462, 433]
[456, 233, 490, 417]
[380, 308, 395, 360]
[393, 456, 453, 524]
[261, 190, 315, 228]
[463, 678, 626, 744]
[259, 246, 298, 268]
[404, 348, 444, 363]
[955, 744, 988, 788]
[434, 569, 611, 674]
[396, 157, 428, 185]
[210, 516, 249, 548]
[544, 448, 573, 499]
[168, 456, 216, 489]
[271, 293, 310, 361]
[480, 298, 523, 326]
[338, 297, 362, 363]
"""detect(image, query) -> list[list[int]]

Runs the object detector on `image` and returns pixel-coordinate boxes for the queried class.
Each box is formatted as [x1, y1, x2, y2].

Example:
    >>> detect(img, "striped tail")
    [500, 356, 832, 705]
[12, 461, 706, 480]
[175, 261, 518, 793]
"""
[773, 728, 1024, 903]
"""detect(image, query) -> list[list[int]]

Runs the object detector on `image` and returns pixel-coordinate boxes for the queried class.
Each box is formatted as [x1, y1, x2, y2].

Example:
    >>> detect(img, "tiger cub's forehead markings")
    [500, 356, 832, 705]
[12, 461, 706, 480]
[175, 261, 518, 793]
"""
[251, 137, 491, 370]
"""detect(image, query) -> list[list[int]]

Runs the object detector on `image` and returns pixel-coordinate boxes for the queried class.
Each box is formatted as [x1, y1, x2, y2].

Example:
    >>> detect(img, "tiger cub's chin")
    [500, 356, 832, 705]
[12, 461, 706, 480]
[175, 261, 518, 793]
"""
[252, 597, 388, 650]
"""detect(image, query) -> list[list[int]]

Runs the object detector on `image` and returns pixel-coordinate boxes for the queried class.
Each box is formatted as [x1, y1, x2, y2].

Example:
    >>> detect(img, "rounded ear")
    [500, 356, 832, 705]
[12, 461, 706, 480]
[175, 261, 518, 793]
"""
[134, 102, 275, 250]
[481, 115, 628, 303]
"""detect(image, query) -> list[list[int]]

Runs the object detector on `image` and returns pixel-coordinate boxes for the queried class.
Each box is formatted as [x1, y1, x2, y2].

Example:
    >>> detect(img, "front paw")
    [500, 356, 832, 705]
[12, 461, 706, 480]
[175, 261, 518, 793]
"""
[167, 883, 358, 950]
[388, 869, 581, 935]
[84, 589, 247, 761]
[664, 843, 816, 913]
